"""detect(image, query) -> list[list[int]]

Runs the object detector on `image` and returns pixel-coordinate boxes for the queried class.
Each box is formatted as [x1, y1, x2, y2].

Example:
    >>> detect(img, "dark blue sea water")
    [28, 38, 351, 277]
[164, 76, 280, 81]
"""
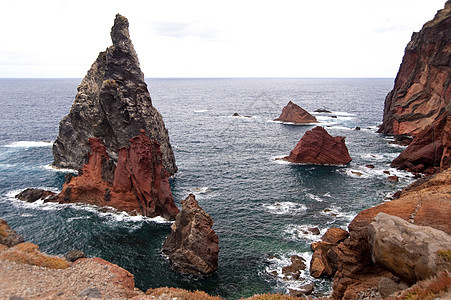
[0, 78, 413, 298]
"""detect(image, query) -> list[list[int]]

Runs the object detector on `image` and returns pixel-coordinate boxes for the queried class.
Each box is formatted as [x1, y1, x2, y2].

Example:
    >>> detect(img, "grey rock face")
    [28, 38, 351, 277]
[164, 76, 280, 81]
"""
[368, 213, 451, 284]
[52, 14, 177, 175]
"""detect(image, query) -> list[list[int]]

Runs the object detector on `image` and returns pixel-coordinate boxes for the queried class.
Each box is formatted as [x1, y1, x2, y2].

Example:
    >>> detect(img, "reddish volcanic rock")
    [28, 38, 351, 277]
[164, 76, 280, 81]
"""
[379, 2, 451, 136]
[391, 113, 451, 173]
[54, 130, 179, 220]
[331, 168, 451, 299]
[284, 126, 352, 165]
[274, 101, 318, 124]
[162, 194, 219, 276]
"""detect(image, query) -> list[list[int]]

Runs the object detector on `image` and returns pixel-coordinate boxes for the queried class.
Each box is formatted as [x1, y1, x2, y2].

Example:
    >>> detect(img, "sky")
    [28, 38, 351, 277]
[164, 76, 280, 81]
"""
[0, 0, 447, 78]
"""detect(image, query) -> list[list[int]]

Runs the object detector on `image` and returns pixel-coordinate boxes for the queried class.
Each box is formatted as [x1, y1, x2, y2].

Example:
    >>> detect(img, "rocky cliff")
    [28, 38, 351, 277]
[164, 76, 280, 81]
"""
[52, 14, 177, 175]
[378, 1, 451, 136]
[54, 130, 179, 220]
[162, 194, 219, 276]
[284, 126, 352, 165]
[274, 101, 318, 124]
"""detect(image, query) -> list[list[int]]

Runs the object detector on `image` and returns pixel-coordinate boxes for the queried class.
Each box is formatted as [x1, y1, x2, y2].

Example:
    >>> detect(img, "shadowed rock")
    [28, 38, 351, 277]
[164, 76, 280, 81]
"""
[52, 14, 177, 175]
[162, 194, 219, 276]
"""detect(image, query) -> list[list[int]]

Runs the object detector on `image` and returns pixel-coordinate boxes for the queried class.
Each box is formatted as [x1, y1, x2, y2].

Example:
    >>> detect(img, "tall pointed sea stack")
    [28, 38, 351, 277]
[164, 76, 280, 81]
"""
[378, 1, 451, 136]
[52, 14, 177, 175]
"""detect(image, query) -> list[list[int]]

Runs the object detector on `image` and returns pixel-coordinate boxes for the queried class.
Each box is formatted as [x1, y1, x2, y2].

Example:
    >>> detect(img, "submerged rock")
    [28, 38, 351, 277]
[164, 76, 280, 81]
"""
[162, 194, 219, 276]
[52, 130, 179, 220]
[274, 101, 318, 124]
[52, 14, 177, 175]
[284, 126, 352, 165]
[378, 2, 451, 136]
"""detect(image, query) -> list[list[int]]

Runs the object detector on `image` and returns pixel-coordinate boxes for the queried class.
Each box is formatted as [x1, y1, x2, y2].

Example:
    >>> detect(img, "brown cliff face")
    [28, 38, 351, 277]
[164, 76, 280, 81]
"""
[284, 126, 352, 165]
[52, 14, 177, 175]
[379, 2, 451, 136]
[274, 101, 318, 124]
[162, 194, 219, 276]
[54, 130, 179, 220]
[331, 168, 451, 299]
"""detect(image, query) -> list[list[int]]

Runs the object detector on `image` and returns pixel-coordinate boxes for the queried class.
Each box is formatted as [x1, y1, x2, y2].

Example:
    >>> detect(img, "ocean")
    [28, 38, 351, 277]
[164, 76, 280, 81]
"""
[0, 78, 413, 298]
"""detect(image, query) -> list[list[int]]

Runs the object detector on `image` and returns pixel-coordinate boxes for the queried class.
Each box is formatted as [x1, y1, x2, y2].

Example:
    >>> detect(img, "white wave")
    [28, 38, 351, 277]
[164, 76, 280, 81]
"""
[388, 143, 408, 149]
[265, 251, 313, 285]
[20, 213, 34, 217]
[326, 125, 354, 131]
[271, 120, 319, 126]
[283, 224, 323, 242]
[320, 206, 355, 223]
[42, 164, 78, 174]
[4, 141, 52, 148]
[270, 155, 290, 165]
[361, 153, 386, 161]
[67, 216, 91, 223]
[194, 109, 208, 113]
[334, 111, 356, 117]
[323, 192, 331, 198]
[3, 189, 173, 224]
[306, 193, 323, 202]
[263, 202, 307, 215]
[191, 187, 210, 194]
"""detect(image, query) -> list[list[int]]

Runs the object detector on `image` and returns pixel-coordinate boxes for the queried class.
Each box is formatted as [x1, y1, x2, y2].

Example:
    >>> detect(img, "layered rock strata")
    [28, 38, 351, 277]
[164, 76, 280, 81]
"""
[162, 194, 219, 276]
[274, 101, 318, 124]
[391, 112, 451, 173]
[52, 14, 177, 175]
[284, 126, 352, 165]
[331, 168, 451, 299]
[378, 1, 451, 136]
[51, 130, 179, 220]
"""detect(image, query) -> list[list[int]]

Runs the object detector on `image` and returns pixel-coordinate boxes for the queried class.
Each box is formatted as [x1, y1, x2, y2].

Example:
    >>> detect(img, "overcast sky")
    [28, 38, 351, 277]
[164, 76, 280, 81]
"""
[0, 0, 446, 78]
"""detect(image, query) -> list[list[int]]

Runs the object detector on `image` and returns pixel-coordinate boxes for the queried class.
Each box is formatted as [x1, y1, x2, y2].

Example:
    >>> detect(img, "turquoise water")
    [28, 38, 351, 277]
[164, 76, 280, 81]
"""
[0, 78, 413, 298]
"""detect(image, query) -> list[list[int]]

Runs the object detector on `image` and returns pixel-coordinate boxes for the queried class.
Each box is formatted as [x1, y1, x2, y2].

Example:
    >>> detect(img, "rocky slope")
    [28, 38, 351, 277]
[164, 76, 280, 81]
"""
[162, 194, 219, 275]
[378, 1, 451, 136]
[274, 101, 318, 124]
[330, 168, 451, 299]
[52, 14, 177, 175]
[284, 126, 352, 165]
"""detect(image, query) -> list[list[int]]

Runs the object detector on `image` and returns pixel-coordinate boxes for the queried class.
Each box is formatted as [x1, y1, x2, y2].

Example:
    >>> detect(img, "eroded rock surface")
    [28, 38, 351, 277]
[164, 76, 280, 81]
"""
[331, 168, 451, 299]
[162, 194, 219, 276]
[274, 101, 318, 124]
[284, 126, 352, 165]
[0, 219, 24, 247]
[52, 14, 177, 175]
[379, 1, 451, 136]
[53, 130, 179, 220]
[368, 213, 451, 284]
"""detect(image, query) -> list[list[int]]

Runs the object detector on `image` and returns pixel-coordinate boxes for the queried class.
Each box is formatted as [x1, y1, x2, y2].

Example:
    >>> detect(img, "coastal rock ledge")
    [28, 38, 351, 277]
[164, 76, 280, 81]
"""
[284, 126, 352, 165]
[162, 194, 219, 276]
[52, 14, 177, 175]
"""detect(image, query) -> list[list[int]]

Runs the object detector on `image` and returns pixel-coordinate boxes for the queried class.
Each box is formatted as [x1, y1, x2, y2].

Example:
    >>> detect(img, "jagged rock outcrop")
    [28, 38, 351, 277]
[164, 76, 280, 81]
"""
[52, 130, 179, 220]
[274, 101, 318, 124]
[162, 194, 219, 276]
[52, 14, 177, 175]
[331, 168, 451, 299]
[391, 112, 451, 173]
[378, 1, 451, 136]
[0, 219, 24, 248]
[284, 126, 352, 165]
[368, 213, 451, 284]
[15, 188, 56, 203]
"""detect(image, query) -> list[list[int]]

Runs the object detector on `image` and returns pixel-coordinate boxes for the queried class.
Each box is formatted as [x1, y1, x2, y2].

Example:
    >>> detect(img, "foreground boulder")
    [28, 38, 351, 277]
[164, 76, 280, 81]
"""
[331, 168, 451, 299]
[284, 126, 352, 165]
[52, 130, 179, 220]
[162, 194, 219, 276]
[368, 213, 451, 284]
[52, 14, 177, 175]
[274, 101, 318, 124]
[391, 112, 451, 173]
[378, 1, 451, 136]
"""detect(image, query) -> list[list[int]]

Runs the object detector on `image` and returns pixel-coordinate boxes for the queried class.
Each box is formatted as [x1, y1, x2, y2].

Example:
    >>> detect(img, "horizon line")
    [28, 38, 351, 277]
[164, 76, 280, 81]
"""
[0, 76, 395, 80]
